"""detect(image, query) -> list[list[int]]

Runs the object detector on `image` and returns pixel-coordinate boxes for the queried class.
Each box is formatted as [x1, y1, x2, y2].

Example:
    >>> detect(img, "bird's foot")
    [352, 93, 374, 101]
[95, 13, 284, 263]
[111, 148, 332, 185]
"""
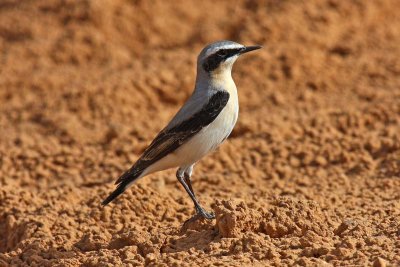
[183, 210, 214, 226]
[183, 207, 215, 225]
[181, 210, 214, 232]
[195, 206, 215, 220]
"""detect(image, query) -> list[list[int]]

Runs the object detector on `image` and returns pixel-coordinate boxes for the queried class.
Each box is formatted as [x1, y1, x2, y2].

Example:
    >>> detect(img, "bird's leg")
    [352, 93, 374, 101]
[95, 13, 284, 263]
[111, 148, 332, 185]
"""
[183, 172, 201, 214]
[183, 173, 195, 198]
[176, 169, 215, 220]
[183, 165, 195, 197]
[182, 167, 206, 216]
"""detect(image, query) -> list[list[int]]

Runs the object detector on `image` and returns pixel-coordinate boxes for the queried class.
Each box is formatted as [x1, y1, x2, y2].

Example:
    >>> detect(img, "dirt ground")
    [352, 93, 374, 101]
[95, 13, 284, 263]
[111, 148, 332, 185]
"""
[0, 0, 400, 266]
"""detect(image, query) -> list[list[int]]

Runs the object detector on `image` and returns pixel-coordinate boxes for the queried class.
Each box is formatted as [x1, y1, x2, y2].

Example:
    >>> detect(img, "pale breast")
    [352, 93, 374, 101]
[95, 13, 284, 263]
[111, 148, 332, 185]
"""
[145, 85, 239, 172]
[212, 90, 239, 145]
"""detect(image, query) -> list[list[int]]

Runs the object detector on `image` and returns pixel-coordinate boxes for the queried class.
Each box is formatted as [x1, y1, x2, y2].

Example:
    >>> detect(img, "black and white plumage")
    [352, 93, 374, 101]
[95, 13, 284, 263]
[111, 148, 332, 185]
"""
[102, 40, 261, 220]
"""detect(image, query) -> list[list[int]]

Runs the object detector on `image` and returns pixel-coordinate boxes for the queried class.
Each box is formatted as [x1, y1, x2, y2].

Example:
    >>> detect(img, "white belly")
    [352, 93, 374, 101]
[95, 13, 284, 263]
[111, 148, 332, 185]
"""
[175, 103, 238, 165]
[143, 95, 239, 174]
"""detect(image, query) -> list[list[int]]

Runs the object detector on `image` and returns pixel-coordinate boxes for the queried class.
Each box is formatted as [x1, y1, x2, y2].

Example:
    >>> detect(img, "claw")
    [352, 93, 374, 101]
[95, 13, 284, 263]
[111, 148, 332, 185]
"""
[196, 207, 215, 220]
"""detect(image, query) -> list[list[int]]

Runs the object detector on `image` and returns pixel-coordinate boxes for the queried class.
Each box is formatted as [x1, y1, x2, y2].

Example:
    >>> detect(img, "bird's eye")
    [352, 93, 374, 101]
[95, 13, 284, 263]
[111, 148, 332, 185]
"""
[218, 50, 228, 57]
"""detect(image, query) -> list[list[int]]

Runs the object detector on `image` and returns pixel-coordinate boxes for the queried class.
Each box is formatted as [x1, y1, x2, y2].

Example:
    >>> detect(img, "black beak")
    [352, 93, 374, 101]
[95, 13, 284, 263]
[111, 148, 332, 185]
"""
[240, 45, 262, 54]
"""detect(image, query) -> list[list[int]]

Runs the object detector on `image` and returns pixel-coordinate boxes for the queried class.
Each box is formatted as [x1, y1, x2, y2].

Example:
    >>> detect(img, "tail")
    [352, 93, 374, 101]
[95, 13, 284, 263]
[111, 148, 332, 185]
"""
[101, 182, 128, 206]
[102, 167, 143, 206]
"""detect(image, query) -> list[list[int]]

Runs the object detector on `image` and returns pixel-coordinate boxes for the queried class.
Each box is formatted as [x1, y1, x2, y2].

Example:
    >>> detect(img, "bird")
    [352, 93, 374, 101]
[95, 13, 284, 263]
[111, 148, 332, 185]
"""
[102, 40, 262, 220]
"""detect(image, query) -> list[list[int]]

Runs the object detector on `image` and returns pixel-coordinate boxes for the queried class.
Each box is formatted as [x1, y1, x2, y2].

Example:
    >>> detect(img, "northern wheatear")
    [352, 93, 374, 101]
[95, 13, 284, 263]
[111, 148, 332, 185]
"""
[102, 40, 261, 220]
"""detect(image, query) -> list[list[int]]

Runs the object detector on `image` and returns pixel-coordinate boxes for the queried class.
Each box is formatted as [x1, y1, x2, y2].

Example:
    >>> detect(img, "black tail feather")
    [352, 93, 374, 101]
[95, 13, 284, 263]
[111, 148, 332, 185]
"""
[102, 168, 144, 206]
[115, 169, 131, 185]
[101, 183, 127, 206]
[114, 167, 142, 185]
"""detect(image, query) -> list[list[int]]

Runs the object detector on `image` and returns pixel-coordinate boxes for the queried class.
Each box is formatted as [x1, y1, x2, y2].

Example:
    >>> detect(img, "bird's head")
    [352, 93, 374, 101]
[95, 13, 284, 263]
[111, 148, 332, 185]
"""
[197, 40, 262, 78]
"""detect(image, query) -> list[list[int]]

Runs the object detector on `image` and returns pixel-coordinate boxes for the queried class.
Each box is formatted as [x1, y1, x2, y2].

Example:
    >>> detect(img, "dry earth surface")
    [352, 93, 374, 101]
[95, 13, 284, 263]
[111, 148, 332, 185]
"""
[0, 0, 400, 266]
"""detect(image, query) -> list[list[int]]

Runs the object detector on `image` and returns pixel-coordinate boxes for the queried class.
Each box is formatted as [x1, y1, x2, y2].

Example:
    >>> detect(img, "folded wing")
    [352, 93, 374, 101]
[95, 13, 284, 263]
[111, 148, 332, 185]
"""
[102, 90, 229, 205]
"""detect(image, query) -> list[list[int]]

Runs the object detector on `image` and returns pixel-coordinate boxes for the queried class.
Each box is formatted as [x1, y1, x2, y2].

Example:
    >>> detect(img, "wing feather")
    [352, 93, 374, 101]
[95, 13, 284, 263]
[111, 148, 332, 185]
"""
[103, 90, 229, 205]
[135, 90, 230, 171]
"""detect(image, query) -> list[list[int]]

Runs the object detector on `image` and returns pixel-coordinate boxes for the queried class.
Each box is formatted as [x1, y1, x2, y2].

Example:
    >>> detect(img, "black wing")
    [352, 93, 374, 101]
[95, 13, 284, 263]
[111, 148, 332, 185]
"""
[102, 90, 229, 205]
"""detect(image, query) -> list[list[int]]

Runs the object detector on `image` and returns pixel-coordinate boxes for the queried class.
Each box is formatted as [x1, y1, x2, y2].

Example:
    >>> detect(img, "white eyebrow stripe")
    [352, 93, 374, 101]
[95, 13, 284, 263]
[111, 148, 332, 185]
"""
[204, 44, 244, 58]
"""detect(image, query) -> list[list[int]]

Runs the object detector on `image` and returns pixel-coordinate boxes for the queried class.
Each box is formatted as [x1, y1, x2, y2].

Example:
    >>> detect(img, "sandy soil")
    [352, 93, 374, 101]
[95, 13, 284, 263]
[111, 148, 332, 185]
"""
[1, 0, 400, 266]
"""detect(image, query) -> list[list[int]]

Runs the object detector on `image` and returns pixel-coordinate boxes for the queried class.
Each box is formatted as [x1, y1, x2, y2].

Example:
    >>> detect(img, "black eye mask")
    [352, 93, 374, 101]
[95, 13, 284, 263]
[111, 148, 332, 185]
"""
[202, 48, 243, 72]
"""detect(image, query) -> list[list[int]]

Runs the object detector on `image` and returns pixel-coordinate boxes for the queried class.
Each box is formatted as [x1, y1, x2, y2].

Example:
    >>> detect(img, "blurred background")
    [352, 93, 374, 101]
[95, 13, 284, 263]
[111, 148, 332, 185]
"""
[0, 0, 399, 266]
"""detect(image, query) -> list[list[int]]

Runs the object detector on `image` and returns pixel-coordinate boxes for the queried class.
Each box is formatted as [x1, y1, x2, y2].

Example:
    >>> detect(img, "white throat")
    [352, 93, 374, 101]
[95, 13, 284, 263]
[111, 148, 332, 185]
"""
[195, 55, 238, 94]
